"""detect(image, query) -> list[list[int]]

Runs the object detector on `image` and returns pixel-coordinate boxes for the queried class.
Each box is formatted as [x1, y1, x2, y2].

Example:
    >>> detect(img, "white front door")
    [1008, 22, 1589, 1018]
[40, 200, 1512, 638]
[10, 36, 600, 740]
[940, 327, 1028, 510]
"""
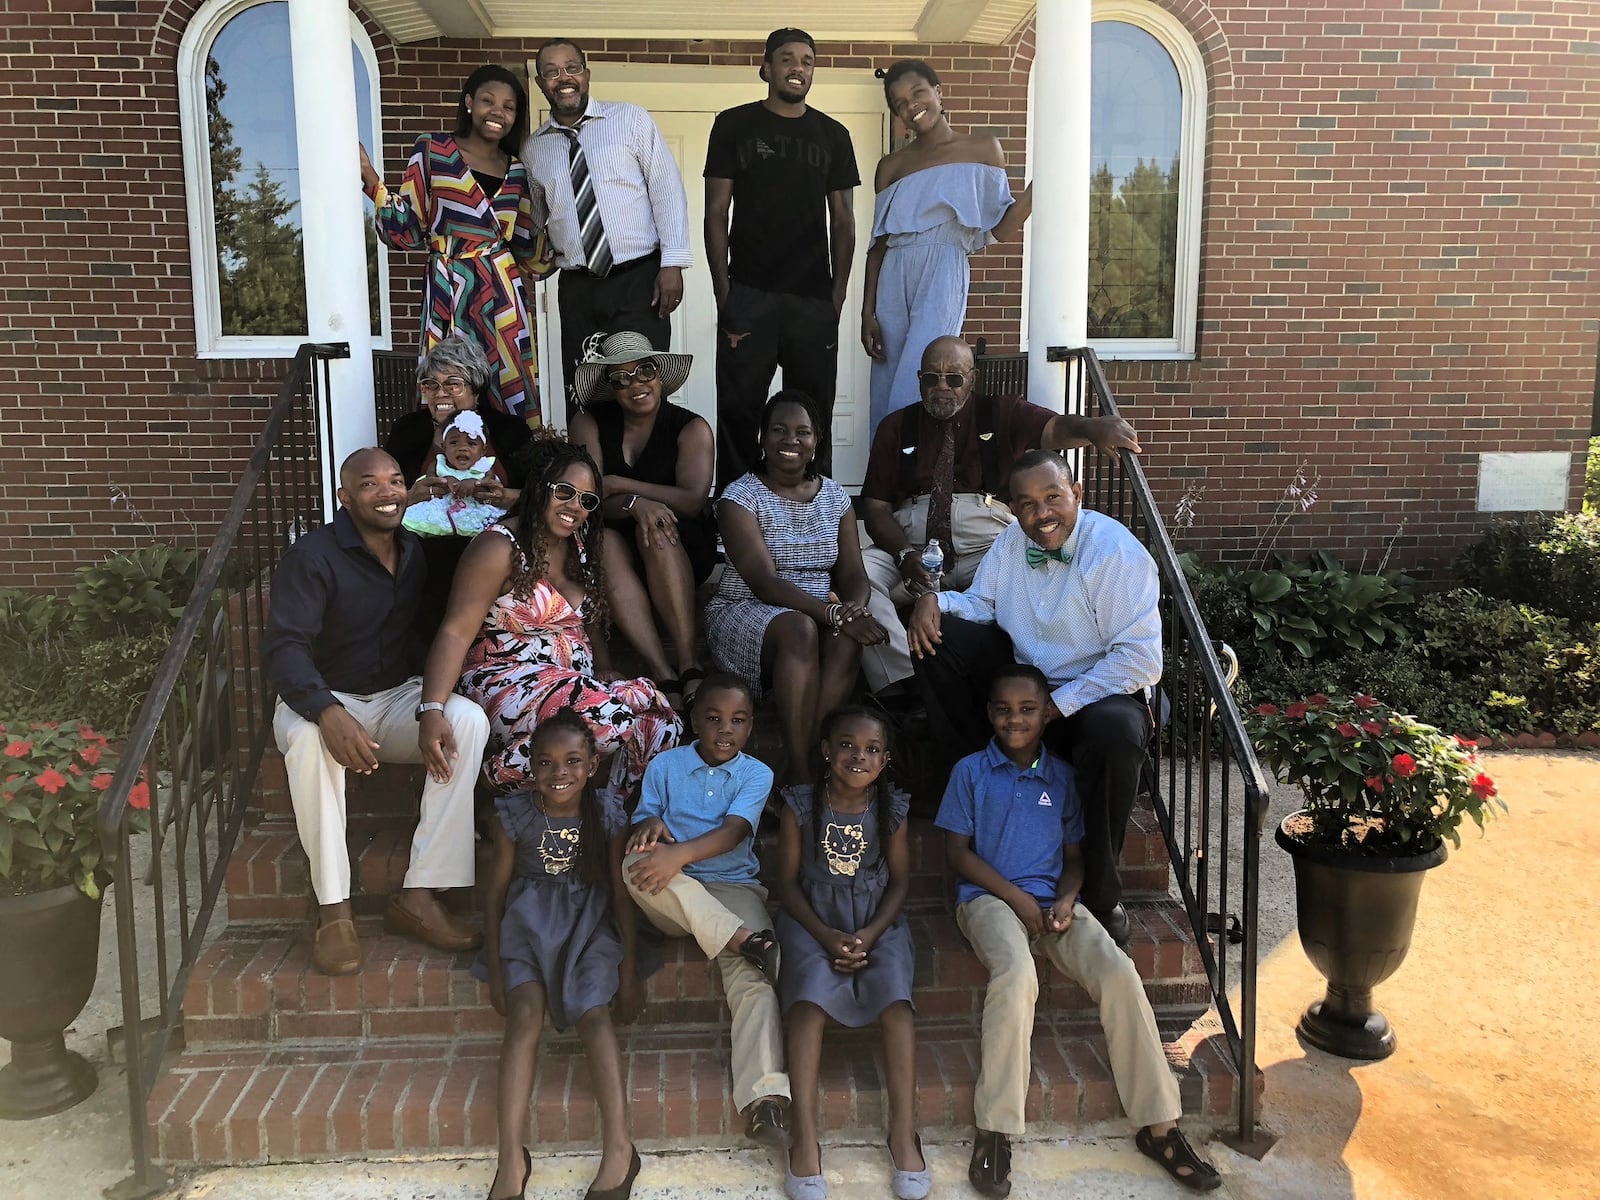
[534, 66, 888, 489]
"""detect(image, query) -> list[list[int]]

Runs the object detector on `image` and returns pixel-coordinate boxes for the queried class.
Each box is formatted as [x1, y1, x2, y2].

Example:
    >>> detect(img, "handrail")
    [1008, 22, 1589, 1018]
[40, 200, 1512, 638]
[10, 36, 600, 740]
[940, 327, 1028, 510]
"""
[96, 342, 347, 1199]
[1053, 346, 1273, 1145]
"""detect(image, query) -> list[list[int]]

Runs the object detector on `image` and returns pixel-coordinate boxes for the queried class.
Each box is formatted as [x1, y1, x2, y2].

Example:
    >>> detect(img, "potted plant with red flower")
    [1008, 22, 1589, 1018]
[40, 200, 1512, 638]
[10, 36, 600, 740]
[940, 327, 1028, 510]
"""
[0, 720, 149, 1118]
[1244, 693, 1505, 1060]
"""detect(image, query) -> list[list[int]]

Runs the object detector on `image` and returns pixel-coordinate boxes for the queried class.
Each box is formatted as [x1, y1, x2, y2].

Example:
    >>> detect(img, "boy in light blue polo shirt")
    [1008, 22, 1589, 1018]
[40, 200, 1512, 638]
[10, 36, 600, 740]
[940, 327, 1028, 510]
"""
[936, 664, 1218, 1197]
[622, 674, 793, 1148]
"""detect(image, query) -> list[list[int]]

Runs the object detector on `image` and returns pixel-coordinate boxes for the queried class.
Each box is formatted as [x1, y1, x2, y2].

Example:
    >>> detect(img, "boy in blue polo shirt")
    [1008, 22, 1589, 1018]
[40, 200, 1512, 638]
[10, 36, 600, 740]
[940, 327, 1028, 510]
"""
[936, 664, 1219, 1196]
[623, 673, 793, 1149]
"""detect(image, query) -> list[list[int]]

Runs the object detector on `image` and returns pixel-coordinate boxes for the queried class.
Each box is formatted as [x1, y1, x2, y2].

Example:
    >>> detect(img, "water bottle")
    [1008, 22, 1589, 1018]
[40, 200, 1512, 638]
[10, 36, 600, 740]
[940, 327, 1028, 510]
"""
[920, 539, 945, 593]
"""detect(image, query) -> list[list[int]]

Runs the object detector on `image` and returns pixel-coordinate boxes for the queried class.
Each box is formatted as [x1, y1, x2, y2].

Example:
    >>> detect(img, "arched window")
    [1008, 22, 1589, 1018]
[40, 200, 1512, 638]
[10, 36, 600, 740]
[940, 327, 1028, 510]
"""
[1027, 1, 1206, 360]
[178, 0, 389, 356]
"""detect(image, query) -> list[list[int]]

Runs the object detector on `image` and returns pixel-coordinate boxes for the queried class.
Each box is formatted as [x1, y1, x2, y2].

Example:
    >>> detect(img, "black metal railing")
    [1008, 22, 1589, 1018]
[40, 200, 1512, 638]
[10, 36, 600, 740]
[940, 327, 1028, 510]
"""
[1044, 346, 1273, 1145]
[374, 347, 417, 444]
[96, 343, 348, 1199]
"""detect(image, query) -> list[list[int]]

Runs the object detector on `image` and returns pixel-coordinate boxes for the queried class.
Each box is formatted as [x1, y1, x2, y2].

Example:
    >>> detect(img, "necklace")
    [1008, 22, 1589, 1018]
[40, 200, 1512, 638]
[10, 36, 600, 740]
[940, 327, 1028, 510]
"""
[530, 792, 579, 876]
[819, 784, 869, 878]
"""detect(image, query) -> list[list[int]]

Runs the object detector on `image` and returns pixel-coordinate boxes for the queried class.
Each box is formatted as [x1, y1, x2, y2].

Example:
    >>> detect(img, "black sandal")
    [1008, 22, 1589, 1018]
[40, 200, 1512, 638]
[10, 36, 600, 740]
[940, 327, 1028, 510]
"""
[744, 1096, 792, 1148]
[968, 1128, 1012, 1197]
[1136, 1125, 1221, 1192]
[738, 928, 781, 984]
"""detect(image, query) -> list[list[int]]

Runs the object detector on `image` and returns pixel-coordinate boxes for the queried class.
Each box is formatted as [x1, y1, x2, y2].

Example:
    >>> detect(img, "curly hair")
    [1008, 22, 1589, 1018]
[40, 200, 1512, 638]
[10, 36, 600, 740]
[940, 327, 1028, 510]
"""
[525, 710, 610, 890]
[505, 436, 611, 636]
[753, 389, 823, 481]
[811, 705, 894, 853]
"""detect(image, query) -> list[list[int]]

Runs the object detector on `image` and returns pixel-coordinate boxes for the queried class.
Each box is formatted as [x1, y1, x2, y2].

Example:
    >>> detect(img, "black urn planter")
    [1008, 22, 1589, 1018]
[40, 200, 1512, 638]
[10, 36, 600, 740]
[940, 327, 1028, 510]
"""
[1275, 813, 1447, 1061]
[0, 882, 102, 1119]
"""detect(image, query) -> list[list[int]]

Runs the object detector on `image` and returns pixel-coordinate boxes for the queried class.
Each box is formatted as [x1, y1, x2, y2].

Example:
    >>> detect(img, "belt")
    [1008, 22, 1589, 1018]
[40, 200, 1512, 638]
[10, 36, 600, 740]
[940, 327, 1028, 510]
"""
[562, 251, 658, 278]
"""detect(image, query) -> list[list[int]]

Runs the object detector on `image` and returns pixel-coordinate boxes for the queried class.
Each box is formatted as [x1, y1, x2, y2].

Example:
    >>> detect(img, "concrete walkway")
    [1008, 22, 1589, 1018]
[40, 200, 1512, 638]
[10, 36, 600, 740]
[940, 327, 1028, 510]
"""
[4, 750, 1596, 1199]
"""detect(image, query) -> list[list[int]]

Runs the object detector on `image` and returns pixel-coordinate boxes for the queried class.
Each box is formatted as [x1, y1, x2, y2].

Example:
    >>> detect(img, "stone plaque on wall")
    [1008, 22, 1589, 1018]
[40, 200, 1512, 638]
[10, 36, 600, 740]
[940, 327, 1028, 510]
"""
[1476, 452, 1572, 512]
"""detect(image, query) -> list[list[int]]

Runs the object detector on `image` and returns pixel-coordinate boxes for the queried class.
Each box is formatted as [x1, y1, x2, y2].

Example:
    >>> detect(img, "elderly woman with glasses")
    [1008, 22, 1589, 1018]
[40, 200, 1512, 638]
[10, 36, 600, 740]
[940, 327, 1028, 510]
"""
[385, 334, 538, 639]
[420, 437, 680, 804]
[568, 332, 714, 710]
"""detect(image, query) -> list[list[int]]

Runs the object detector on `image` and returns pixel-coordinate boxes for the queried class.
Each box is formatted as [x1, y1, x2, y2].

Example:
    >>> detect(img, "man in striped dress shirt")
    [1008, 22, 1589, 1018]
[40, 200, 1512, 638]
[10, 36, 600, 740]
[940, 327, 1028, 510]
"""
[523, 38, 693, 417]
[906, 449, 1161, 946]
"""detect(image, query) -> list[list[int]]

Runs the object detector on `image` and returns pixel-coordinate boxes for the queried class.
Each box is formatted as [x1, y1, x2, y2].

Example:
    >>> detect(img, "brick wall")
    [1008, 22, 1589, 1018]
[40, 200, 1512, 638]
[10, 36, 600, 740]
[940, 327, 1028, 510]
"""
[0, 0, 1594, 591]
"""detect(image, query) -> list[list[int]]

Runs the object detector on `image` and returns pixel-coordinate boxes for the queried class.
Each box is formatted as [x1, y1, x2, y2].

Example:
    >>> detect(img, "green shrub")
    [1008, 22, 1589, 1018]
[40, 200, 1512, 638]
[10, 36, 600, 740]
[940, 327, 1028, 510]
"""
[0, 632, 172, 740]
[1586, 437, 1600, 513]
[1455, 512, 1600, 624]
[66, 546, 202, 636]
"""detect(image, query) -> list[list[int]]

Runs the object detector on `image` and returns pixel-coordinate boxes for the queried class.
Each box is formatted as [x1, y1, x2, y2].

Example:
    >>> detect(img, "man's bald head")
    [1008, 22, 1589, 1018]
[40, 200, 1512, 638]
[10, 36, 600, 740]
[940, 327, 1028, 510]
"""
[339, 447, 400, 492]
[918, 335, 977, 421]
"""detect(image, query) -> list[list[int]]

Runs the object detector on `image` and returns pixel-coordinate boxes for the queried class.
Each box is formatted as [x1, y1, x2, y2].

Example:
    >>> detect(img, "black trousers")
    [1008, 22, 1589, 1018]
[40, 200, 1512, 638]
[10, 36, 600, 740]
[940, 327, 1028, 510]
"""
[913, 615, 1154, 914]
[715, 281, 841, 488]
[558, 252, 671, 421]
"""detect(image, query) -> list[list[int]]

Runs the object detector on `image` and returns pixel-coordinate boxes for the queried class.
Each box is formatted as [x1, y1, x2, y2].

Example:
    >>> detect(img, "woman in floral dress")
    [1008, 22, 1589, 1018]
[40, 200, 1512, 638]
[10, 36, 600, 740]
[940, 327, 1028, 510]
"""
[422, 438, 680, 804]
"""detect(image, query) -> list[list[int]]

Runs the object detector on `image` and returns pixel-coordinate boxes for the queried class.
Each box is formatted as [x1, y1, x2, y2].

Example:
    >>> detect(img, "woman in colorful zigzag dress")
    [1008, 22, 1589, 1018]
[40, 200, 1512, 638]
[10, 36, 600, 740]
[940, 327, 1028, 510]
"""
[360, 65, 553, 422]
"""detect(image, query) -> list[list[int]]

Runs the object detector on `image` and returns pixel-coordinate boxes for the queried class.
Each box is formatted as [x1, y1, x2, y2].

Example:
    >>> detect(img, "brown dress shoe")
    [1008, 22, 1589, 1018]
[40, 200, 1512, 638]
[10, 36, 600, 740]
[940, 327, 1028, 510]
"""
[313, 918, 363, 976]
[384, 896, 482, 952]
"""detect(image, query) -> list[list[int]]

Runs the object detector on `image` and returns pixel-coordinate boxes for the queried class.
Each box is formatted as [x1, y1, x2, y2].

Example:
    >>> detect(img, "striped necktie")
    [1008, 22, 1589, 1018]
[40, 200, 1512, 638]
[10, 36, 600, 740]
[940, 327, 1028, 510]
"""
[557, 120, 612, 277]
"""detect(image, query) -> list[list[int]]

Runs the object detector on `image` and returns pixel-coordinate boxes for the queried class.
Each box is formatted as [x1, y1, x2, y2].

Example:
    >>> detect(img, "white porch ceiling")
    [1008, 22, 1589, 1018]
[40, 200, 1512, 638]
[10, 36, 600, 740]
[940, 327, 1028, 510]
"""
[365, 1, 1036, 46]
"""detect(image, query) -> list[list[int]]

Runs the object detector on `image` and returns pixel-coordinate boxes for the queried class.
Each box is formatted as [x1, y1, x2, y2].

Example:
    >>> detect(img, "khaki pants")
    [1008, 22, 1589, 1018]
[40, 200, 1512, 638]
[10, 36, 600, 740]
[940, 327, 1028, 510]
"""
[956, 893, 1181, 1136]
[622, 857, 790, 1111]
[860, 494, 1018, 691]
[272, 681, 488, 904]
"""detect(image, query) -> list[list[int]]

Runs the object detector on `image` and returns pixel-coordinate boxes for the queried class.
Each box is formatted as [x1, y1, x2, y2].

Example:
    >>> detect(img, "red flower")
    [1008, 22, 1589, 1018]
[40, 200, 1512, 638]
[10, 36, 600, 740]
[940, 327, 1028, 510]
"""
[80, 743, 102, 767]
[129, 779, 151, 811]
[1364, 775, 1386, 794]
[91, 774, 113, 791]
[1251, 703, 1280, 716]
[1361, 720, 1385, 736]
[36, 767, 67, 794]
[1285, 702, 1309, 719]
[1352, 695, 1380, 710]
[1391, 753, 1418, 778]
[1306, 694, 1330, 708]
[1471, 774, 1496, 800]
[1454, 735, 1478, 749]
[68, 763, 83, 776]
[4, 740, 32, 758]
[1336, 723, 1360, 738]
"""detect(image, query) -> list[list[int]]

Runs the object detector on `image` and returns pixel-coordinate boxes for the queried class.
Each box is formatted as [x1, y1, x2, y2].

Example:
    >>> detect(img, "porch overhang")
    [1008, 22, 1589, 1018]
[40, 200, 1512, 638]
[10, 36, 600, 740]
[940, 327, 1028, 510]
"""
[361, 0, 1036, 46]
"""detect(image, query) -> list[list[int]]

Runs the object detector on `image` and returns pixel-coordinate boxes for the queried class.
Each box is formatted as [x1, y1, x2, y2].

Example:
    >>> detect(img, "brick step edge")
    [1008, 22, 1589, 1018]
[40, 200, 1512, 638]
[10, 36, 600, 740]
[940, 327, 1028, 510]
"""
[223, 809, 1176, 923]
[184, 905, 1214, 1049]
[147, 1020, 1245, 1166]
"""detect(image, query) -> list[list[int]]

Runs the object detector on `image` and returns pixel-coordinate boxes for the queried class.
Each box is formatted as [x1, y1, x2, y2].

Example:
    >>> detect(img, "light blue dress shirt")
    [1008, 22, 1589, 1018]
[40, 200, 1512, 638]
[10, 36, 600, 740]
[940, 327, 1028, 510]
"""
[634, 742, 773, 884]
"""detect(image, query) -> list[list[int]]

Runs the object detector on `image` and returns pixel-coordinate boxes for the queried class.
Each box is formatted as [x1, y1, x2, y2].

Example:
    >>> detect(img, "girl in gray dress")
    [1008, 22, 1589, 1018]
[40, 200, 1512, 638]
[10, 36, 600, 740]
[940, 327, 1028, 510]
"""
[476, 711, 644, 1200]
[775, 707, 929, 1200]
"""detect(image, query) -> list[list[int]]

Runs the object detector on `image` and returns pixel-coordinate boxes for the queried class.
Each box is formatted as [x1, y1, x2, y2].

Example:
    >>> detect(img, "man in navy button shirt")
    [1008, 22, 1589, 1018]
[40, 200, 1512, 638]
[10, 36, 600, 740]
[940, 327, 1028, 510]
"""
[936, 665, 1218, 1196]
[263, 448, 489, 977]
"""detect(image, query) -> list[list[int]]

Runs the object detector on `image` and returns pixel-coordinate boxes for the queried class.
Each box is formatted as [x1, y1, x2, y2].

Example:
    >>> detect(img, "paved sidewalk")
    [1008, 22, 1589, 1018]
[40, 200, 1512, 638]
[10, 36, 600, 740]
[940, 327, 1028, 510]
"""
[4, 750, 1596, 1199]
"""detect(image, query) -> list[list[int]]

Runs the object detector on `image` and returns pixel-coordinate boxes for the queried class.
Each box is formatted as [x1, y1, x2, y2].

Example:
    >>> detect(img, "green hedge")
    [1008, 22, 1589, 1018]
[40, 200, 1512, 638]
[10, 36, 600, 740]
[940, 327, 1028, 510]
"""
[1454, 512, 1600, 624]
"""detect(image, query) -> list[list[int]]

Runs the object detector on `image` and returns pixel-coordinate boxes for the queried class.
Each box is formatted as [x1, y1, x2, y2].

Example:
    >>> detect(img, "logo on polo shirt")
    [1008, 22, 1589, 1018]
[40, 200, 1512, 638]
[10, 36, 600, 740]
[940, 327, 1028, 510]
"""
[1038, 790, 1053, 807]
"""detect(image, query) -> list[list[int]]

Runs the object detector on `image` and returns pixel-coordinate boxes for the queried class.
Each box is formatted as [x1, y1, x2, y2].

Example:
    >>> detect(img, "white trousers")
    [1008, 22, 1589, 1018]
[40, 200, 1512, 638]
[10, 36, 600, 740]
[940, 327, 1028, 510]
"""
[859, 494, 1018, 691]
[272, 679, 488, 904]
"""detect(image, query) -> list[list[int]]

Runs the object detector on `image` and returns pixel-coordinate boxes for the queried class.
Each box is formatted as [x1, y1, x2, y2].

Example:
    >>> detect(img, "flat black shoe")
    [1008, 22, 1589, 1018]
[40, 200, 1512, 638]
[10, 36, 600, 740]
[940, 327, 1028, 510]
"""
[739, 928, 781, 984]
[584, 1144, 642, 1200]
[1096, 902, 1131, 948]
[745, 1097, 793, 1148]
[488, 1145, 531, 1199]
[968, 1128, 1012, 1197]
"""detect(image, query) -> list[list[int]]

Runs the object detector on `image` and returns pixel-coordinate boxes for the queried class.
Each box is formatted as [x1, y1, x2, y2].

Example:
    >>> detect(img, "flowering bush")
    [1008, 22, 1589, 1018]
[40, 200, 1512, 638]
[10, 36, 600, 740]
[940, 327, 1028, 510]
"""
[1245, 693, 1506, 855]
[1, 721, 147, 898]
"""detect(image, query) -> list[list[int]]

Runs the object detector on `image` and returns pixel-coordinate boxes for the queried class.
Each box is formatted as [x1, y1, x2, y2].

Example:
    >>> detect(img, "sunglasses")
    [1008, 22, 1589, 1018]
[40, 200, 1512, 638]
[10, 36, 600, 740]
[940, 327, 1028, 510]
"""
[606, 362, 661, 389]
[917, 370, 972, 389]
[547, 481, 601, 511]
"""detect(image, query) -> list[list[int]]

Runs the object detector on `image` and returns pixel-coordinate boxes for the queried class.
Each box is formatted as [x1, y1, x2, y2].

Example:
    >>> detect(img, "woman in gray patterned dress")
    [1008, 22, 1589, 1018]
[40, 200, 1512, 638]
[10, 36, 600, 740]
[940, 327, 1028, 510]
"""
[705, 391, 890, 784]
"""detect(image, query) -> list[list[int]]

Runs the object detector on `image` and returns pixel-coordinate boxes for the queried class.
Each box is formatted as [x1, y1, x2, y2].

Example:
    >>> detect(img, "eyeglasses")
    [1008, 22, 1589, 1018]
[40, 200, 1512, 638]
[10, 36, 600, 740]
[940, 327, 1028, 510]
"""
[606, 362, 661, 389]
[538, 63, 588, 81]
[420, 376, 469, 395]
[547, 481, 601, 511]
[917, 369, 972, 389]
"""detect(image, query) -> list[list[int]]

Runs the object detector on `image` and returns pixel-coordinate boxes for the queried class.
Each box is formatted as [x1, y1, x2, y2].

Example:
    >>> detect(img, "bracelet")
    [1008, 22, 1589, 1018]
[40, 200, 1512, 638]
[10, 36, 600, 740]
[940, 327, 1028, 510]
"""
[824, 602, 843, 635]
[894, 546, 919, 566]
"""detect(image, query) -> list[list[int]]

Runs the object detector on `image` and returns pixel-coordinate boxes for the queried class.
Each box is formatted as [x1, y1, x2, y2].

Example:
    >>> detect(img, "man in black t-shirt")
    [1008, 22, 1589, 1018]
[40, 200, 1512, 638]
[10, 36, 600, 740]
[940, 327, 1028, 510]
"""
[705, 28, 860, 485]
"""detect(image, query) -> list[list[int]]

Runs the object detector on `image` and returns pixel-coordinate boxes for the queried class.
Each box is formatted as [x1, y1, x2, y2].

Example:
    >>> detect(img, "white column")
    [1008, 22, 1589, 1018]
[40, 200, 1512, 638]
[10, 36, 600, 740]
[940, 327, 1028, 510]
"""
[288, 0, 375, 515]
[1026, 0, 1093, 413]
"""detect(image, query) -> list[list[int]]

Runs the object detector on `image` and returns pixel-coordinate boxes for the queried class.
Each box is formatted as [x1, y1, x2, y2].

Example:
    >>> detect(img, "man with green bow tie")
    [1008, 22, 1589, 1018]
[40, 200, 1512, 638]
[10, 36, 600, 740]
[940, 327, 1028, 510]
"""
[905, 450, 1161, 947]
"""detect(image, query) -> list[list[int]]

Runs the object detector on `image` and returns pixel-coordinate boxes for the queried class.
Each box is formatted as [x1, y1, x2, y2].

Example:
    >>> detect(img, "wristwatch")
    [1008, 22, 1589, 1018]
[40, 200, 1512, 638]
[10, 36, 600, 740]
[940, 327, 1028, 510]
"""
[622, 493, 639, 512]
[894, 546, 920, 566]
[415, 701, 447, 721]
